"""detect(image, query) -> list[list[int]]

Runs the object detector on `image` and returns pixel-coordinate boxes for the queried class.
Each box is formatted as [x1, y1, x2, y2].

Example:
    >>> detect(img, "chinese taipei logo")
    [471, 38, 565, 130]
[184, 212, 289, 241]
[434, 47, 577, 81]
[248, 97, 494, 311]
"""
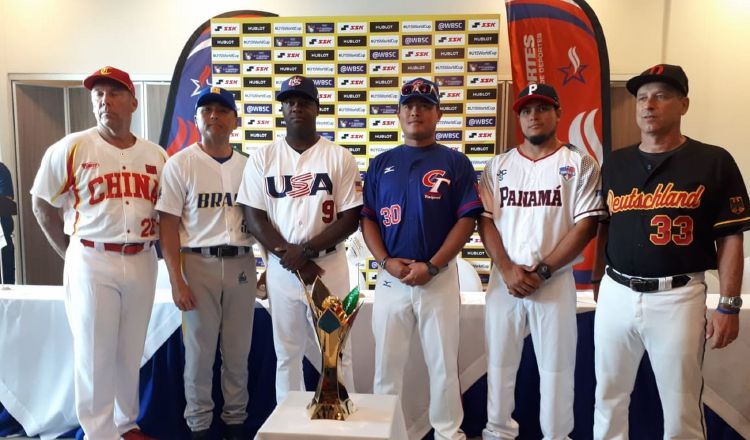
[423, 170, 451, 200]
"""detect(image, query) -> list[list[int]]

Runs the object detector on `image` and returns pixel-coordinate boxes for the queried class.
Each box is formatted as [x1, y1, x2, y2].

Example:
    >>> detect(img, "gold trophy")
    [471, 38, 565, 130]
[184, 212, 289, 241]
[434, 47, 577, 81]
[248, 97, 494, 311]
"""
[300, 276, 363, 420]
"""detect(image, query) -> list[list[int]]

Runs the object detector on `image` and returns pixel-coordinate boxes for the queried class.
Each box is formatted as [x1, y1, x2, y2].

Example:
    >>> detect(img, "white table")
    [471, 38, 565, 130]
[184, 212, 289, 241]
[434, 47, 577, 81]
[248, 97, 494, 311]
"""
[255, 391, 407, 440]
[0, 285, 181, 440]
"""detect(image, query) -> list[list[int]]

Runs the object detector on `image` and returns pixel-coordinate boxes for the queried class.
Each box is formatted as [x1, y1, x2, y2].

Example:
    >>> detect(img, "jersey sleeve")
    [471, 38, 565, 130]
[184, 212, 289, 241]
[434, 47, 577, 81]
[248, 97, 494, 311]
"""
[361, 159, 379, 221]
[155, 158, 186, 217]
[478, 158, 496, 218]
[454, 154, 483, 218]
[236, 147, 267, 211]
[713, 151, 750, 236]
[335, 150, 364, 213]
[573, 153, 607, 222]
[30, 139, 75, 208]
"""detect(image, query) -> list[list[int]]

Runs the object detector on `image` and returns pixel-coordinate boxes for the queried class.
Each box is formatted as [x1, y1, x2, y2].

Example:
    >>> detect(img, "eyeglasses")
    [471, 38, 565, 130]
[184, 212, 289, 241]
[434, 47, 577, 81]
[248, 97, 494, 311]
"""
[400, 82, 438, 99]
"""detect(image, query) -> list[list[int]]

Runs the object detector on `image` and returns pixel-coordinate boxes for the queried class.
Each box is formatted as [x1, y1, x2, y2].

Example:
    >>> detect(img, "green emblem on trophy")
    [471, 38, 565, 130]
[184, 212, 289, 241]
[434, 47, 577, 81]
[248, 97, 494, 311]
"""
[301, 277, 363, 420]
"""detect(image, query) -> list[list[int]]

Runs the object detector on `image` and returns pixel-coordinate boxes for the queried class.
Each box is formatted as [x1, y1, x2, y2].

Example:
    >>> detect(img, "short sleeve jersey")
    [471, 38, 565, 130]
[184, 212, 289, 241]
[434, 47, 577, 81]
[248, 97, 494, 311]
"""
[480, 144, 606, 267]
[30, 127, 168, 242]
[602, 138, 750, 276]
[362, 143, 483, 261]
[236, 137, 363, 245]
[156, 144, 254, 248]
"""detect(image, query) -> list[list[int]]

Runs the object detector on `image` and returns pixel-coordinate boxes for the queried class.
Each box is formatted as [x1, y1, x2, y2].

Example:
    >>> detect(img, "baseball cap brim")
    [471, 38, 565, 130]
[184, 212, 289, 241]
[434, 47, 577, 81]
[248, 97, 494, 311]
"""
[625, 74, 687, 96]
[512, 94, 559, 113]
[276, 89, 319, 103]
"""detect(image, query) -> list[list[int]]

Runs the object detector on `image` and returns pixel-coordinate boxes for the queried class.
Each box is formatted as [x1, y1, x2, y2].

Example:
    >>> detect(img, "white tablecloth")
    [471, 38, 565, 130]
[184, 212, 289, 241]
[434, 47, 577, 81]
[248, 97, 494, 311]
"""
[0, 285, 181, 440]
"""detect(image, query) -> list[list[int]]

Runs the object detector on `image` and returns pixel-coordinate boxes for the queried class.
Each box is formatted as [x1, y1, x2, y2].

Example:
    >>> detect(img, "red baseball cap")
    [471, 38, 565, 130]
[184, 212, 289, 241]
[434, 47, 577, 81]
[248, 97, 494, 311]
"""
[83, 66, 135, 95]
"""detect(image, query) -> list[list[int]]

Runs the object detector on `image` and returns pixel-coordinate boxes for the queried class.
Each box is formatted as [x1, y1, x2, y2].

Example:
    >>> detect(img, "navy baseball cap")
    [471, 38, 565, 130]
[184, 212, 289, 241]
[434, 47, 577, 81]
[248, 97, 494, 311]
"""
[196, 86, 237, 112]
[276, 75, 319, 104]
[513, 83, 560, 113]
[626, 64, 689, 96]
[399, 77, 440, 106]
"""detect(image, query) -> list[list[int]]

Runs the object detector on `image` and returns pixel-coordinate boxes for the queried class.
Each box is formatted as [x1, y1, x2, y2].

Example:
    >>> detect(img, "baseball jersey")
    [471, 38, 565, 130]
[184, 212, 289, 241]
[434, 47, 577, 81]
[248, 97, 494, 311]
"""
[236, 137, 363, 246]
[362, 143, 483, 261]
[30, 127, 167, 242]
[603, 138, 750, 277]
[480, 144, 606, 267]
[155, 143, 253, 248]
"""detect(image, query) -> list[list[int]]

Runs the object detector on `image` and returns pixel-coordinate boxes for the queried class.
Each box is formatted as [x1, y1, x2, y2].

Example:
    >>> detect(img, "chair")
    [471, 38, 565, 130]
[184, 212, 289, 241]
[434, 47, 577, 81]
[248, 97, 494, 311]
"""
[456, 258, 482, 292]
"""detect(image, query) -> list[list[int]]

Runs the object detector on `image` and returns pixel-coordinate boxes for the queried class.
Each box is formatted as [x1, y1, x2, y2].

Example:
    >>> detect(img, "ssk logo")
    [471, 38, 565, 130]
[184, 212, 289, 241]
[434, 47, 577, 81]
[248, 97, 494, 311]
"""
[402, 35, 432, 46]
[369, 118, 398, 128]
[439, 89, 464, 101]
[468, 75, 497, 86]
[317, 91, 335, 102]
[243, 63, 272, 75]
[242, 23, 271, 34]
[266, 173, 333, 198]
[436, 34, 466, 46]
[402, 49, 432, 60]
[337, 131, 366, 142]
[338, 77, 366, 88]
[467, 130, 496, 140]
[306, 37, 334, 47]
[370, 63, 399, 74]
[469, 19, 499, 30]
[274, 50, 303, 60]
[212, 23, 239, 35]
[244, 117, 272, 128]
[212, 77, 240, 88]
[338, 22, 366, 33]
[242, 37, 272, 48]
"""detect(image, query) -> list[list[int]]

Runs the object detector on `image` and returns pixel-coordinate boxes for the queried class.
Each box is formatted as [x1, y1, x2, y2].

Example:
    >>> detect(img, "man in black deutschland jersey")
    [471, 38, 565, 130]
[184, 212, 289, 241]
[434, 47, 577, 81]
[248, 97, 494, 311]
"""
[591, 64, 750, 439]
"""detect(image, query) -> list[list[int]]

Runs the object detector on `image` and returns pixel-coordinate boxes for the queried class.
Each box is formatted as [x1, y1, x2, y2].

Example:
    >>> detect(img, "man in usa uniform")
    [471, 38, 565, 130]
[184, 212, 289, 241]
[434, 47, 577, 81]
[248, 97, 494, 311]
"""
[237, 75, 362, 405]
[157, 87, 255, 440]
[31, 66, 166, 440]
[479, 84, 606, 439]
[362, 77, 483, 440]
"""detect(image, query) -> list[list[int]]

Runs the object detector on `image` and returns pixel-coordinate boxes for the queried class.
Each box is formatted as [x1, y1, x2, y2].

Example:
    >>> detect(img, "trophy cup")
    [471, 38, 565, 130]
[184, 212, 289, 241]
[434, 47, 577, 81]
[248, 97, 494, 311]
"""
[301, 276, 363, 420]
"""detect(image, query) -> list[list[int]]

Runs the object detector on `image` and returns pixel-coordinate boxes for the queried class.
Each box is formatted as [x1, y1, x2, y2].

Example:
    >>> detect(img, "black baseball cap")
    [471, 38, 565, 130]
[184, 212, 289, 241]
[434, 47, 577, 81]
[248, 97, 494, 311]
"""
[513, 83, 560, 113]
[276, 75, 319, 104]
[626, 64, 689, 96]
[195, 86, 237, 112]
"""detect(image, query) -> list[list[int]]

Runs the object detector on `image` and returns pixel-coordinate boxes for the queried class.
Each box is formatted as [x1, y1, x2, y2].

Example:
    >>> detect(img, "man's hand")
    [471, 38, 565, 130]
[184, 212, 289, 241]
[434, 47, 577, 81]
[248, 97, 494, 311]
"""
[500, 263, 541, 298]
[400, 261, 433, 287]
[298, 260, 325, 285]
[706, 311, 740, 349]
[277, 243, 308, 272]
[172, 281, 197, 311]
[384, 257, 414, 279]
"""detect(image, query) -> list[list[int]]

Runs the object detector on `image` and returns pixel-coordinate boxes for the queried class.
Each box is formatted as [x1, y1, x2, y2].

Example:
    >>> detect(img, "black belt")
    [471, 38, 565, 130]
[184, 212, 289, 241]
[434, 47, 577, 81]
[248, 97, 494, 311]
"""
[606, 267, 690, 293]
[184, 245, 251, 258]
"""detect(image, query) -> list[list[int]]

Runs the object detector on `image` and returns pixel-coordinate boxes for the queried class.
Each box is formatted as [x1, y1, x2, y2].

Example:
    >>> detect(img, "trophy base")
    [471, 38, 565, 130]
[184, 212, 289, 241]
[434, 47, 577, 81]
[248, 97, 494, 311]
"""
[306, 397, 357, 421]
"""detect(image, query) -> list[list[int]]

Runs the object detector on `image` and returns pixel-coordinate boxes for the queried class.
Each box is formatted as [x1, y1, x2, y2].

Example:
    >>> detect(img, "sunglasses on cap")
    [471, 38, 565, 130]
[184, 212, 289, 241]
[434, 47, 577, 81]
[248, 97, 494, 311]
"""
[400, 82, 438, 98]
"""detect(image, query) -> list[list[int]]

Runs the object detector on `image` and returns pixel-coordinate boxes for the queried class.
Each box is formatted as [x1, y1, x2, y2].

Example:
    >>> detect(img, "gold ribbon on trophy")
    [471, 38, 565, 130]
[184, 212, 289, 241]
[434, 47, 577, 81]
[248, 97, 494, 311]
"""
[300, 276, 363, 420]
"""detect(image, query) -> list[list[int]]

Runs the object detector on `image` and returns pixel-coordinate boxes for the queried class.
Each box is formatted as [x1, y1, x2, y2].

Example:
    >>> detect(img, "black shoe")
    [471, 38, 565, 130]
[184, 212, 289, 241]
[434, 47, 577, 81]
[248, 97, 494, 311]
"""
[223, 424, 247, 440]
[190, 429, 211, 440]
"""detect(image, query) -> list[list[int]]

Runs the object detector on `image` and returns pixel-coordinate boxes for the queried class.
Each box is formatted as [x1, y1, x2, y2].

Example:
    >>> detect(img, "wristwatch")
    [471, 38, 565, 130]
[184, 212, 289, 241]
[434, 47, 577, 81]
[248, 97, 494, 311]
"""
[425, 261, 440, 276]
[379, 256, 390, 269]
[718, 295, 743, 309]
[302, 245, 318, 259]
[536, 263, 552, 280]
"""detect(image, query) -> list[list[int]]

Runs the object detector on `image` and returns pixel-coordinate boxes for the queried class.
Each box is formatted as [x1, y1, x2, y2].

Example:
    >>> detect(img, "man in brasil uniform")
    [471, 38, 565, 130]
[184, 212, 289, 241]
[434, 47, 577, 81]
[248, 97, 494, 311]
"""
[593, 64, 750, 439]
[361, 77, 483, 440]
[237, 75, 362, 405]
[31, 66, 166, 440]
[479, 83, 605, 439]
[157, 87, 256, 440]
